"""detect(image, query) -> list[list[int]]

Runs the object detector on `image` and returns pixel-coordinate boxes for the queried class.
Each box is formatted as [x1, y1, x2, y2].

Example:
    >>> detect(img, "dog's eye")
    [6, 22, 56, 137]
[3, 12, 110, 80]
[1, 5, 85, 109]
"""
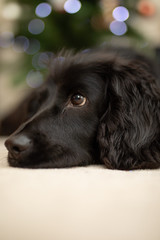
[71, 94, 86, 106]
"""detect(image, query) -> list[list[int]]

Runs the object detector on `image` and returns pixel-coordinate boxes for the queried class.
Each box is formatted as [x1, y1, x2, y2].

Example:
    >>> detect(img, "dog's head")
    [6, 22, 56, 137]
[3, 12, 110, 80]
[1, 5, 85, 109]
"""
[5, 52, 107, 168]
[5, 50, 160, 169]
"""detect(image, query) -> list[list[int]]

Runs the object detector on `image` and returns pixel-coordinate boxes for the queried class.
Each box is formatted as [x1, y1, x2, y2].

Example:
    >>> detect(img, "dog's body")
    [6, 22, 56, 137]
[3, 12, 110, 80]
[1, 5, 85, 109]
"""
[1, 48, 160, 170]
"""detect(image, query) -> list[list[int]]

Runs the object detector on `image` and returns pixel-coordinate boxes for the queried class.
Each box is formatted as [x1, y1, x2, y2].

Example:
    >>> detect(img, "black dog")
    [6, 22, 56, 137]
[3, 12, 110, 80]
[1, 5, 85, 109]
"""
[1, 48, 160, 170]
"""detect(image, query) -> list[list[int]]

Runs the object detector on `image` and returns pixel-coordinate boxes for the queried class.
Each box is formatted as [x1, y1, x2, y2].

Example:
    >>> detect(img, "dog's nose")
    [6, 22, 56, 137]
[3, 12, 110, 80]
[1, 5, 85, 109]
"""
[5, 134, 32, 159]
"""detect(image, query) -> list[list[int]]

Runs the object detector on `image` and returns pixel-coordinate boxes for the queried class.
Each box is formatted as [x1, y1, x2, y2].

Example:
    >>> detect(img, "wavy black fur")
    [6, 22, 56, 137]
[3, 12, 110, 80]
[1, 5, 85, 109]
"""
[1, 48, 160, 169]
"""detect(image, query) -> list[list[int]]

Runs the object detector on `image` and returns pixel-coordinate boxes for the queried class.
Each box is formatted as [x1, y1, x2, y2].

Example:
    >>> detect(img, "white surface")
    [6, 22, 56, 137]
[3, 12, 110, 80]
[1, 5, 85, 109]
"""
[0, 138, 160, 240]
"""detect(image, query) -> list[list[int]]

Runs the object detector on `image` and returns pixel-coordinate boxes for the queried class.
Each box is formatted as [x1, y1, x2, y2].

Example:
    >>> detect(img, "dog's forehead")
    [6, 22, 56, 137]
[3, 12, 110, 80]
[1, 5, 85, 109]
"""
[48, 58, 101, 90]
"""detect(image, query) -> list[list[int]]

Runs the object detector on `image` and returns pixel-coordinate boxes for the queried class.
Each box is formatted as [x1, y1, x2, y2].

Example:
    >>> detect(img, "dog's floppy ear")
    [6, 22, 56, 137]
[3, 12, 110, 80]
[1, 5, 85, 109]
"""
[97, 61, 160, 170]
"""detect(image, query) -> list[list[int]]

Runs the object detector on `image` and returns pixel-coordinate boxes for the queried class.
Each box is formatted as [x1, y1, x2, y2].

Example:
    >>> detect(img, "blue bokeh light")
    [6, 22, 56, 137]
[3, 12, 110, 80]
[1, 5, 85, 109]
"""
[25, 39, 40, 55]
[32, 52, 54, 69]
[32, 53, 41, 69]
[112, 6, 129, 22]
[38, 52, 50, 68]
[28, 19, 45, 35]
[109, 21, 127, 36]
[26, 70, 43, 88]
[13, 36, 29, 52]
[64, 0, 81, 14]
[35, 3, 52, 18]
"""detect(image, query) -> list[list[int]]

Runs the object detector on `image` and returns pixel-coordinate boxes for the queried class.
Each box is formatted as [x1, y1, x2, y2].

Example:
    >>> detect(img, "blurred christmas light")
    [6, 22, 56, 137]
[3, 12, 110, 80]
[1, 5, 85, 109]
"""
[2, 3, 21, 20]
[28, 19, 45, 35]
[32, 53, 41, 69]
[38, 52, 51, 68]
[13, 36, 29, 53]
[35, 3, 52, 18]
[25, 39, 40, 55]
[0, 32, 14, 48]
[81, 49, 90, 53]
[109, 20, 127, 36]
[64, 0, 81, 14]
[57, 56, 65, 62]
[32, 52, 54, 69]
[112, 6, 129, 22]
[137, 0, 156, 17]
[26, 70, 43, 88]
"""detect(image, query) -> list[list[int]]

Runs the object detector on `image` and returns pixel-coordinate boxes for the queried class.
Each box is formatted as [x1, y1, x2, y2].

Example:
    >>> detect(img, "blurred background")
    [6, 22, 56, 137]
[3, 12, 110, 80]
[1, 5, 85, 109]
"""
[0, 0, 160, 118]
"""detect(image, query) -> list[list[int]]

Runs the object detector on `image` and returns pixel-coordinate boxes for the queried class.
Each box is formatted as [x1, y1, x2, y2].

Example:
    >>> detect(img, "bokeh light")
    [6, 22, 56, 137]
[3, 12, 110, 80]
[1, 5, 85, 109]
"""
[64, 0, 81, 14]
[32, 52, 54, 69]
[26, 70, 43, 88]
[109, 21, 127, 36]
[38, 52, 51, 68]
[0, 32, 14, 48]
[81, 49, 90, 53]
[35, 3, 52, 18]
[25, 39, 40, 55]
[32, 53, 41, 69]
[57, 56, 65, 62]
[112, 6, 129, 22]
[13, 36, 29, 53]
[2, 3, 21, 20]
[28, 19, 45, 35]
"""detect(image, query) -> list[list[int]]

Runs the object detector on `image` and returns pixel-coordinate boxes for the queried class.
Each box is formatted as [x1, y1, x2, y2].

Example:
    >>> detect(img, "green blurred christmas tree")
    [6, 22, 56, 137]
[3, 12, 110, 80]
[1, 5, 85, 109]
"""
[10, 0, 146, 51]
[1, 0, 156, 87]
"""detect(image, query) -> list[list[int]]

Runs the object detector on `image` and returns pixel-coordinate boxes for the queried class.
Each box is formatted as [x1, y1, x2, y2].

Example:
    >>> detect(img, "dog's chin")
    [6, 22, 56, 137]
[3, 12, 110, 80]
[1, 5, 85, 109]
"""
[7, 153, 73, 169]
[8, 158, 46, 169]
[7, 153, 43, 169]
[8, 155, 25, 168]
[7, 146, 93, 169]
[8, 154, 92, 169]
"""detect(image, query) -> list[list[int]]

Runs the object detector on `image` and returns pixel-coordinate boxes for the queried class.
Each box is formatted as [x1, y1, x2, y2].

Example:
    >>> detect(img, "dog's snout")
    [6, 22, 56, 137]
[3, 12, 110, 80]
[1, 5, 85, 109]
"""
[5, 134, 32, 160]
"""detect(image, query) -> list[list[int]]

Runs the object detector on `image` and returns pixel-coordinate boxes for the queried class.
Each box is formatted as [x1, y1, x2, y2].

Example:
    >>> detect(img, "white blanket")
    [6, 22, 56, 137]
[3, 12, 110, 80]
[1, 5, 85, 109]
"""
[0, 137, 160, 240]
